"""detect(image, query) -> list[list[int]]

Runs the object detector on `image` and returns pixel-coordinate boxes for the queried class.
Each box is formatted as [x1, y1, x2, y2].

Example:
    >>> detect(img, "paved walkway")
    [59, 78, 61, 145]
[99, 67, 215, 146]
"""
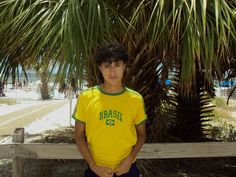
[0, 100, 68, 141]
[0, 87, 78, 143]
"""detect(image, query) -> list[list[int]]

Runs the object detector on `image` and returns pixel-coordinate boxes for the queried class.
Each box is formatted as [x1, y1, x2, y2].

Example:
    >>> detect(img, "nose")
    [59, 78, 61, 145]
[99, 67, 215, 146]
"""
[109, 63, 116, 75]
[109, 66, 116, 75]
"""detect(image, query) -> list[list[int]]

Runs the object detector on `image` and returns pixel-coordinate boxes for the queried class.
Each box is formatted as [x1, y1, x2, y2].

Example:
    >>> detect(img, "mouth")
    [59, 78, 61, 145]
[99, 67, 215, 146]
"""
[109, 76, 118, 80]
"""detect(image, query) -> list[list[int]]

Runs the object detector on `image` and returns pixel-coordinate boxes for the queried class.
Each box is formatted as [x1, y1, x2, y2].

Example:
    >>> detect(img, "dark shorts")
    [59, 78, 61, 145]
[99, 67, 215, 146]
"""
[84, 162, 140, 177]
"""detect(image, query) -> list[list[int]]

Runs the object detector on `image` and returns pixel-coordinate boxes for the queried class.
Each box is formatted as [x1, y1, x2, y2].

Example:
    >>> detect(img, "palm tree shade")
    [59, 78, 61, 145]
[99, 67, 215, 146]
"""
[0, 0, 236, 142]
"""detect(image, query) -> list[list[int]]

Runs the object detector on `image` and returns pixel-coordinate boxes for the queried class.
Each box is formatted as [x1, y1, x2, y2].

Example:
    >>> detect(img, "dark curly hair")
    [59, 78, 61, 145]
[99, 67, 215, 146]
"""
[95, 43, 128, 65]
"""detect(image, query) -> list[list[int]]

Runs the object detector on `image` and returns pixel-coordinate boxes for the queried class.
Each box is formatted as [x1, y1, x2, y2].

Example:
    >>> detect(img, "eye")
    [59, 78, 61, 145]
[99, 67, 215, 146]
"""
[115, 61, 123, 66]
[103, 63, 110, 68]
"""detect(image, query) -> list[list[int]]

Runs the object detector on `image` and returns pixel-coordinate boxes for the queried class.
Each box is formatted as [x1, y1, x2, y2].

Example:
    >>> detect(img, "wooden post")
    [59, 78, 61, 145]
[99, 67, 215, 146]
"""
[12, 128, 25, 177]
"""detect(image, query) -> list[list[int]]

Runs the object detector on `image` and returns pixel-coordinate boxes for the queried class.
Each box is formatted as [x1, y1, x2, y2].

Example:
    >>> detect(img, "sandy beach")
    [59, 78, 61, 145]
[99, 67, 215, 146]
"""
[0, 87, 77, 144]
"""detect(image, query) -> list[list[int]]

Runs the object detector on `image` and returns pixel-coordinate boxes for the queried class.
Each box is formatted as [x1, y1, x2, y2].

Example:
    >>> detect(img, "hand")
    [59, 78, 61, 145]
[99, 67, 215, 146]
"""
[91, 164, 113, 177]
[114, 155, 133, 176]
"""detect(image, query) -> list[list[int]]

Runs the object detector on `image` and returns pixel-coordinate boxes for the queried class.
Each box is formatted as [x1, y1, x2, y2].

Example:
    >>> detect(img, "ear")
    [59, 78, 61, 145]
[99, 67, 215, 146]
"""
[98, 65, 102, 72]
[123, 63, 126, 70]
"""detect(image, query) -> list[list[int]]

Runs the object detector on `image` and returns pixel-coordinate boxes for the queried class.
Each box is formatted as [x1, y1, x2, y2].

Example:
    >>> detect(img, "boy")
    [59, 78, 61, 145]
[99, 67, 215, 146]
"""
[73, 43, 147, 177]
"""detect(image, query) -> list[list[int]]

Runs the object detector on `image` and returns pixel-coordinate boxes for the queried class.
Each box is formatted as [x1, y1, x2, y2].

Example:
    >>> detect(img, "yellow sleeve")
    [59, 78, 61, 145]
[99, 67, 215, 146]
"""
[135, 97, 147, 125]
[72, 93, 86, 124]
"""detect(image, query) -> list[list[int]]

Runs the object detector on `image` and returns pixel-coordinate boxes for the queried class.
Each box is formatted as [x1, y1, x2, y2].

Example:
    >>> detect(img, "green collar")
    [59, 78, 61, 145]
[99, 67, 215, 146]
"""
[97, 85, 126, 96]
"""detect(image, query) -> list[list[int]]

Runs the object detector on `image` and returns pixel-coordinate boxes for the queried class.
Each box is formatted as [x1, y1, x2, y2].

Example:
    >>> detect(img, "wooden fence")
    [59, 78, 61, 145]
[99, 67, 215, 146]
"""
[1, 142, 236, 177]
[0, 129, 236, 177]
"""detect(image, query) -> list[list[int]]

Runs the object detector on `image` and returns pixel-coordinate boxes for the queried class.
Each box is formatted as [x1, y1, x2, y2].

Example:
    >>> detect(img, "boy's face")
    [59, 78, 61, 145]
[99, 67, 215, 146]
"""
[99, 60, 126, 87]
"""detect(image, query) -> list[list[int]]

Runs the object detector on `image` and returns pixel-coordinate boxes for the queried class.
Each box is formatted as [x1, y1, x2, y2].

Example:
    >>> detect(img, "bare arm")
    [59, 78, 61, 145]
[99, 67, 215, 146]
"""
[74, 121, 94, 167]
[115, 123, 146, 175]
[74, 121, 113, 177]
[130, 123, 146, 159]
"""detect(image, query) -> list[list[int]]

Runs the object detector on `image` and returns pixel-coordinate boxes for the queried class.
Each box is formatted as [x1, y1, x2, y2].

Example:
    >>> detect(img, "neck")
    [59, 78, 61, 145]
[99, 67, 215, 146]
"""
[101, 83, 124, 94]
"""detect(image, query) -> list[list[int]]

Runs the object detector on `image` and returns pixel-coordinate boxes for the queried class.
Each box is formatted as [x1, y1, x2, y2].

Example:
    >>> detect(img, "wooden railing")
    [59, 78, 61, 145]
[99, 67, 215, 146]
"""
[1, 142, 236, 177]
[0, 129, 236, 177]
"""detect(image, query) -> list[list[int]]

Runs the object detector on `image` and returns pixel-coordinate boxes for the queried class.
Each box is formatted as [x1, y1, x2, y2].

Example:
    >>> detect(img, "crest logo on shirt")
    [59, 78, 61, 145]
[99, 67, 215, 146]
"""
[99, 109, 123, 126]
[106, 119, 115, 126]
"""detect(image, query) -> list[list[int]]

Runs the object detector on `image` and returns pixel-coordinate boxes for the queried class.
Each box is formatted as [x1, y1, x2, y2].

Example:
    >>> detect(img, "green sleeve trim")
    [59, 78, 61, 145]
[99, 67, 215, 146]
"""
[136, 117, 148, 126]
[72, 116, 86, 124]
[125, 87, 142, 97]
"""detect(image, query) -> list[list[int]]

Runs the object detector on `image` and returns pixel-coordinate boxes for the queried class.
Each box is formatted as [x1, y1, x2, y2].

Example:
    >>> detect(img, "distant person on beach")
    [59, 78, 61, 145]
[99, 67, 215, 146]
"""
[73, 43, 147, 177]
[0, 80, 5, 97]
[58, 82, 68, 98]
[3, 80, 7, 91]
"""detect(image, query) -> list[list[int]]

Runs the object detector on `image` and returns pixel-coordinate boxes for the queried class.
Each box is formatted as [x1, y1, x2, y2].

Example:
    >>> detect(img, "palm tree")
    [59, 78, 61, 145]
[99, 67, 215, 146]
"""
[0, 0, 236, 143]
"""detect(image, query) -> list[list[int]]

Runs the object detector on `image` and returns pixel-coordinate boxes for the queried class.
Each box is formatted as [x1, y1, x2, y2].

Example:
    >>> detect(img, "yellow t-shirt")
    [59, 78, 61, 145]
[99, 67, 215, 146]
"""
[73, 85, 147, 169]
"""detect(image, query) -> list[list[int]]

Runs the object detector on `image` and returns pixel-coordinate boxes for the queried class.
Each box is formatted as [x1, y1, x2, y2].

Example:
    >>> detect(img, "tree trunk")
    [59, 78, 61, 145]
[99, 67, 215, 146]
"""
[39, 70, 50, 100]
